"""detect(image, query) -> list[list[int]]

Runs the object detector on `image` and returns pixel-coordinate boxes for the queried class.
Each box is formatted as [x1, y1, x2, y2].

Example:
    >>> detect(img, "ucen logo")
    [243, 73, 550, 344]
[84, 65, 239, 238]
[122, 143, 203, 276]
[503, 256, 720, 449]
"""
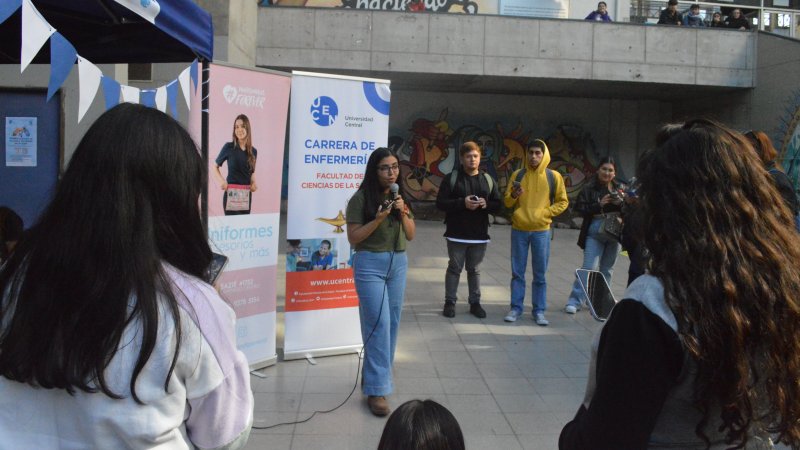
[310, 96, 338, 126]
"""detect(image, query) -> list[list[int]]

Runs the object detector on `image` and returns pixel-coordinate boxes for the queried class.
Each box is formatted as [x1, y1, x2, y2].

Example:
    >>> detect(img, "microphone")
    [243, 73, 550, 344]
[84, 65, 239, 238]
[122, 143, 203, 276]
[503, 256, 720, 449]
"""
[390, 183, 399, 199]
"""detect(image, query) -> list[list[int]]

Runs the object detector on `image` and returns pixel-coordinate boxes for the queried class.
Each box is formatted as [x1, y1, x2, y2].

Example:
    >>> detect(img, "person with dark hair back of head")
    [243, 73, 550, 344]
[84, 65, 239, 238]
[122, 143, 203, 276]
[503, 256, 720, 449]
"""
[346, 148, 415, 417]
[0, 104, 253, 448]
[560, 119, 800, 449]
[377, 399, 465, 450]
[657, 0, 683, 25]
[745, 130, 800, 231]
[0, 206, 23, 264]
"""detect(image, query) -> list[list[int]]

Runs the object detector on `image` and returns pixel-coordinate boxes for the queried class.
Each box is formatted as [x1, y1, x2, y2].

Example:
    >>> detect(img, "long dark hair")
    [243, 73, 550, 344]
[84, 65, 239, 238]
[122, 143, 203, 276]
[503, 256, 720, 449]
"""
[356, 147, 410, 221]
[637, 119, 800, 447]
[0, 103, 212, 403]
[378, 399, 465, 450]
[0, 206, 23, 261]
[232, 114, 256, 172]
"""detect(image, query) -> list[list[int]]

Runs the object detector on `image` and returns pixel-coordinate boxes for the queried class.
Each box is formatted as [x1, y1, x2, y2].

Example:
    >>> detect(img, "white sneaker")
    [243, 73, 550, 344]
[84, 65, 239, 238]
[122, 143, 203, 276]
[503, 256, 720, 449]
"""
[535, 313, 549, 326]
[504, 309, 522, 322]
[564, 305, 577, 314]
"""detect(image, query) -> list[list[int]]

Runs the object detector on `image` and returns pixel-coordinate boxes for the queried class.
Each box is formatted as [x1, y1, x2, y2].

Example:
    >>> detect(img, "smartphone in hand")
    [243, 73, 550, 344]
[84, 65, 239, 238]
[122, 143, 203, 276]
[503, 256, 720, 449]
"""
[206, 252, 229, 285]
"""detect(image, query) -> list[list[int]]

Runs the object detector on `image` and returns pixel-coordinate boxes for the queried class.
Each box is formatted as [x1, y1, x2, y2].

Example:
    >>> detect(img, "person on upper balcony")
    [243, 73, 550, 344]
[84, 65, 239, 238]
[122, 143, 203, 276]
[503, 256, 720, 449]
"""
[657, 0, 683, 25]
[682, 4, 706, 26]
[708, 11, 724, 27]
[585, 2, 613, 22]
[725, 8, 751, 30]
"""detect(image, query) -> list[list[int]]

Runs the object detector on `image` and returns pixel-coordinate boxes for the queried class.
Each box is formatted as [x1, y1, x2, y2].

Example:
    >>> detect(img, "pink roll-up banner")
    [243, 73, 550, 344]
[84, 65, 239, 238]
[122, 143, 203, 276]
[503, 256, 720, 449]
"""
[206, 63, 291, 368]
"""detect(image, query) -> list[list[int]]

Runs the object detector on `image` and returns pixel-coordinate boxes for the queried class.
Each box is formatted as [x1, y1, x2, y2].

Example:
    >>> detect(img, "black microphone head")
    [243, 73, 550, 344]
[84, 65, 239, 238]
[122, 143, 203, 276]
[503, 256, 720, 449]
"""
[390, 183, 399, 196]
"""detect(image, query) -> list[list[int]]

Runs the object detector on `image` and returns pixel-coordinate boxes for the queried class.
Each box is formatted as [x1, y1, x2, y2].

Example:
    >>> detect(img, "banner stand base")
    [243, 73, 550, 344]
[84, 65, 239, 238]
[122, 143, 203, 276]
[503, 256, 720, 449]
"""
[249, 354, 278, 372]
[283, 344, 362, 362]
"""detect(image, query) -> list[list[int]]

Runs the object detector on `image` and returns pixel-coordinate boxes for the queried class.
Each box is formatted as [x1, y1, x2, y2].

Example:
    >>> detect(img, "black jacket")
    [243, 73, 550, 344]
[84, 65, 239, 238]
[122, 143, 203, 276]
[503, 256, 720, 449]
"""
[575, 178, 626, 249]
[725, 16, 750, 29]
[657, 9, 682, 25]
[436, 170, 501, 241]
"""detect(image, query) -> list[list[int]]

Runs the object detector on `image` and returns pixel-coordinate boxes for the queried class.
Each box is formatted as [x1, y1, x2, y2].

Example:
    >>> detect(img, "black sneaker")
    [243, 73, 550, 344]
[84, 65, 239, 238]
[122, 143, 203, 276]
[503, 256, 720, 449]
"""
[470, 303, 486, 319]
[443, 303, 455, 318]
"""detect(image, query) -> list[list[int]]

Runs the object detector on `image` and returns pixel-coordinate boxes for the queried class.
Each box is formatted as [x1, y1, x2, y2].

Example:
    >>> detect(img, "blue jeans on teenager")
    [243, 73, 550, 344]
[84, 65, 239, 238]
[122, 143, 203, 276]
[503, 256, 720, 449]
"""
[353, 251, 407, 397]
[567, 218, 622, 308]
[510, 229, 551, 315]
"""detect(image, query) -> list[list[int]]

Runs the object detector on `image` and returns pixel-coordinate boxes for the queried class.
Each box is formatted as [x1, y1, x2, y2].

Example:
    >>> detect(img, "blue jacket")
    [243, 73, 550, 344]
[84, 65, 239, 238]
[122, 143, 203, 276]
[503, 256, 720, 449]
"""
[682, 11, 705, 26]
[585, 11, 613, 21]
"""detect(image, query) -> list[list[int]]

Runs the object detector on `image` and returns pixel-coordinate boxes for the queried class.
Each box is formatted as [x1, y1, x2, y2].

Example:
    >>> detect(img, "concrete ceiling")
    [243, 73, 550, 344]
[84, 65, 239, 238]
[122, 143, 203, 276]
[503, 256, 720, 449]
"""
[258, 66, 748, 101]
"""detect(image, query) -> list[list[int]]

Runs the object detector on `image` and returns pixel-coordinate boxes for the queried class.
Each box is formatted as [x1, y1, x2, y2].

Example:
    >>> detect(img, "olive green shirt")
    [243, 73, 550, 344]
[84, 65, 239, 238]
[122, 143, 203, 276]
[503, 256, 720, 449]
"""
[346, 190, 413, 252]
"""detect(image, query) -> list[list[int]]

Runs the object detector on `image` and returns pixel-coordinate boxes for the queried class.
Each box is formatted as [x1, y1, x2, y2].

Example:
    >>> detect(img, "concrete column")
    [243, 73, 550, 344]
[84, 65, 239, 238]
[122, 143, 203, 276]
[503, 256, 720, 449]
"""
[227, 0, 258, 66]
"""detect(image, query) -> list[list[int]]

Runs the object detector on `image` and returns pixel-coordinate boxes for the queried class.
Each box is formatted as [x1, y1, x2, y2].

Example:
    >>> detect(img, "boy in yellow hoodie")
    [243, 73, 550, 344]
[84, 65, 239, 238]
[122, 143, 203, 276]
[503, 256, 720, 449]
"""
[503, 139, 569, 325]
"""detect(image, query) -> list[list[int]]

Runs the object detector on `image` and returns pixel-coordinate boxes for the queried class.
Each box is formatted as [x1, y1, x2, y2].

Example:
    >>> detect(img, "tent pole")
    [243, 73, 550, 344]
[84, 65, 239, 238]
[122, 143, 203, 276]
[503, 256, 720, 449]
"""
[201, 58, 210, 233]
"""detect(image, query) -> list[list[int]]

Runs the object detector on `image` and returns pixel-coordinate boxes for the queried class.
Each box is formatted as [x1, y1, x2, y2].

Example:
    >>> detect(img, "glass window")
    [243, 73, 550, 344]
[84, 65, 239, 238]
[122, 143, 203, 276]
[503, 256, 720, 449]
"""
[762, 10, 792, 35]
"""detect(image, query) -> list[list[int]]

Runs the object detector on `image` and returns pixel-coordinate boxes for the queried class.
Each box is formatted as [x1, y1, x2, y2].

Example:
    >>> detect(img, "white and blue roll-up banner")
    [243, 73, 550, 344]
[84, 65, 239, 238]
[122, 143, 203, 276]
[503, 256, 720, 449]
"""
[284, 71, 391, 360]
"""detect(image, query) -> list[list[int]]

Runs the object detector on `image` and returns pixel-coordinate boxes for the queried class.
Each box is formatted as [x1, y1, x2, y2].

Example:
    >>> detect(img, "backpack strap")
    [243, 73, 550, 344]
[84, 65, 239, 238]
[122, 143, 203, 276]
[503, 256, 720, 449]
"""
[483, 172, 494, 193]
[515, 168, 554, 205]
[546, 169, 555, 206]
[451, 169, 494, 196]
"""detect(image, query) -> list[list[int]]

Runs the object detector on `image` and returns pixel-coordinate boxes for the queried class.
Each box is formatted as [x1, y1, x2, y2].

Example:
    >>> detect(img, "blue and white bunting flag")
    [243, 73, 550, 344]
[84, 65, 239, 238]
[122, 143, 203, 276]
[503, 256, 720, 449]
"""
[101, 76, 121, 110]
[120, 85, 140, 104]
[21, 0, 55, 72]
[47, 32, 77, 101]
[77, 56, 102, 122]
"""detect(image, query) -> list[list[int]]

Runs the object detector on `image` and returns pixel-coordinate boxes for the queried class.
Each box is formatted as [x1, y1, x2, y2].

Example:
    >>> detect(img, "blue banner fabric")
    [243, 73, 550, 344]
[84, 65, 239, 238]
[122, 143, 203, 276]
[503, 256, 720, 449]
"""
[154, 0, 214, 61]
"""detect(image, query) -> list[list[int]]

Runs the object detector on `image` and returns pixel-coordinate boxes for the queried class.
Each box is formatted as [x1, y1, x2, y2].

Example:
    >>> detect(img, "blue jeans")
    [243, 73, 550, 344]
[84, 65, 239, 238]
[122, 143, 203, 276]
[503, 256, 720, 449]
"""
[510, 229, 551, 315]
[567, 218, 622, 307]
[353, 251, 407, 397]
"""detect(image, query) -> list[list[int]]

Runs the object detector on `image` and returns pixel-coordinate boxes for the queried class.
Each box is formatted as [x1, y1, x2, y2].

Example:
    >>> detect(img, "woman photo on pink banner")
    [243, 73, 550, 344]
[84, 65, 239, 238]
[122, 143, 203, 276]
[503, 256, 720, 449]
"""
[212, 114, 258, 215]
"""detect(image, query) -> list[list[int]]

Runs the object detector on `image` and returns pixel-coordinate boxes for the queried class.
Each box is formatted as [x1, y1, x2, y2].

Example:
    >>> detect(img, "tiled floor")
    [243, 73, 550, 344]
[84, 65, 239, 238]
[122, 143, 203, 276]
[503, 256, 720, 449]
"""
[244, 218, 630, 450]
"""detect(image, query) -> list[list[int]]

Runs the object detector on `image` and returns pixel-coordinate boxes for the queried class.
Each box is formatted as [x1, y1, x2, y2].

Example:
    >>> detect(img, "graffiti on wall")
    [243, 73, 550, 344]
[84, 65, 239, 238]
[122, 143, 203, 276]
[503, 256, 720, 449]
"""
[388, 108, 603, 206]
[263, 0, 490, 13]
[777, 90, 800, 192]
[341, 0, 479, 12]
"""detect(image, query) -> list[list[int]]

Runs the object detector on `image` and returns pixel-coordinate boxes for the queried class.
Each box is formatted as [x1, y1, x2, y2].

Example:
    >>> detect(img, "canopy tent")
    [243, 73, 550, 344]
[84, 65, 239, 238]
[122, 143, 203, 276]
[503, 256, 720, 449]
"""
[0, 0, 214, 226]
[0, 0, 213, 64]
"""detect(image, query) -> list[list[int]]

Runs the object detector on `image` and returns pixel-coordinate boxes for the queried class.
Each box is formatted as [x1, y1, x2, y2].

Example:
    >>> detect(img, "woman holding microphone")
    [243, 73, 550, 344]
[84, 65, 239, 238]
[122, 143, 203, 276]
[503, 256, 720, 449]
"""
[346, 148, 415, 417]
